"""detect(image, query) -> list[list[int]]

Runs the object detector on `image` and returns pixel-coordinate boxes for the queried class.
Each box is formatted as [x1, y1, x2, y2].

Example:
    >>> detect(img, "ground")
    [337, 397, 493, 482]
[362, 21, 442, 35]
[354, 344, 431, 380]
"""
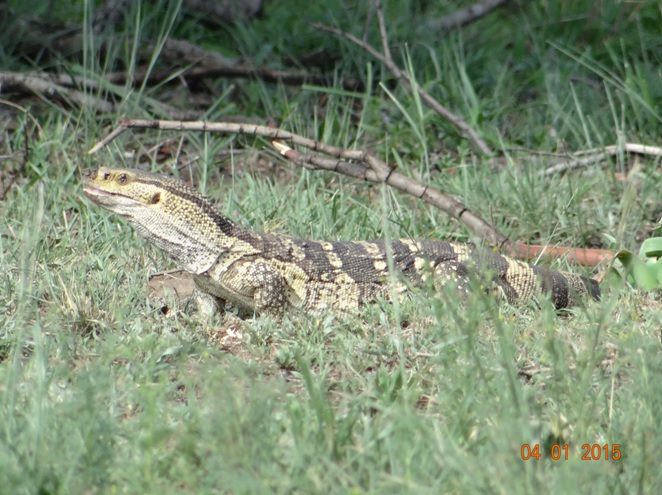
[1, 0, 661, 493]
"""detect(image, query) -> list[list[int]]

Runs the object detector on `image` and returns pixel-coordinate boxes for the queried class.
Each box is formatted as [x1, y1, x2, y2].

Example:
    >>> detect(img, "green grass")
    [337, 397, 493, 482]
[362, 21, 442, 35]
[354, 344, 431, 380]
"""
[1, 0, 662, 493]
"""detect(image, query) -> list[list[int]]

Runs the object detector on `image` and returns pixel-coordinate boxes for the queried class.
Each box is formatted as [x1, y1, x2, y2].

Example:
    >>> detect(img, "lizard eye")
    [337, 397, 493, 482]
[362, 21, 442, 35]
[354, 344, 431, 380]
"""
[150, 192, 161, 204]
[117, 173, 128, 185]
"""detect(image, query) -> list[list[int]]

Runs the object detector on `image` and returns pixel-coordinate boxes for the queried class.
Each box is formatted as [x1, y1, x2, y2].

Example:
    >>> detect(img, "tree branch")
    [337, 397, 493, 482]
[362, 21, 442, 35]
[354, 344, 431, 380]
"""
[89, 118, 613, 266]
[426, 0, 510, 34]
[89, 118, 508, 247]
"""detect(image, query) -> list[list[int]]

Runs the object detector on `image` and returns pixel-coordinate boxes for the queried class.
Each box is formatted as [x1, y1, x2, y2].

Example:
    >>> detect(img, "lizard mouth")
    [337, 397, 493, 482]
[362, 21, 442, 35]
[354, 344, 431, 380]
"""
[83, 185, 129, 199]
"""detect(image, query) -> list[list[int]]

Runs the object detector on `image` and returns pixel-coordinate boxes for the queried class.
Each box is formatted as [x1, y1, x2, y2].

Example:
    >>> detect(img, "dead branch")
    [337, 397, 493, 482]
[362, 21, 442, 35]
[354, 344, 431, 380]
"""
[0, 72, 115, 113]
[104, 64, 364, 92]
[0, 71, 208, 120]
[312, 1, 492, 156]
[511, 244, 613, 268]
[541, 143, 662, 176]
[426, 0, 510, 34]
[180, 0, 264, 24]
[159, 38, 239, 68]
[271, 140, 506, 246]
[89, 118, 509, 248]
[93, 0, 132, 32]
[88, 118, 614, 267]
[10, 10, 359, 93]
[92, 36, 362, 91]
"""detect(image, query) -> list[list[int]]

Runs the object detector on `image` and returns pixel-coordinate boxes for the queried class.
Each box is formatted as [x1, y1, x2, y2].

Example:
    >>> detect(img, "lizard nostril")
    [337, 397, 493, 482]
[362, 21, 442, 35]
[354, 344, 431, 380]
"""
[103, 172, 111, 181]
[150, 192, 161, 204]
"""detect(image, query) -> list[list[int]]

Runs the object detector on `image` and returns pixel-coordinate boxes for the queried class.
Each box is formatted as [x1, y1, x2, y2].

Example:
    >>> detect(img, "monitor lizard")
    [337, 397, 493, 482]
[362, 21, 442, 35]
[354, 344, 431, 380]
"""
[83, 167, 601, 317]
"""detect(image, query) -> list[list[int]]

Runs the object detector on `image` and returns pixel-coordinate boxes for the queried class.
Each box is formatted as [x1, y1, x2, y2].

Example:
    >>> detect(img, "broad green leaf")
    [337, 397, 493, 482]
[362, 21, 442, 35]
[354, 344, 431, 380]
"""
[606, 266, 626, 291]
[616, 250, 659, 290]
[639, 237, 662, 259]
[652, 220, 662, 237]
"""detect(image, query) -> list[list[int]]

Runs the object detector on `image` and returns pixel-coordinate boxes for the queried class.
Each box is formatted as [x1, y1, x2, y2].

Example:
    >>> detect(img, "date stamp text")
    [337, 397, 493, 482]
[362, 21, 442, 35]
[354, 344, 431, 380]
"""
[520, 443, 621, 461]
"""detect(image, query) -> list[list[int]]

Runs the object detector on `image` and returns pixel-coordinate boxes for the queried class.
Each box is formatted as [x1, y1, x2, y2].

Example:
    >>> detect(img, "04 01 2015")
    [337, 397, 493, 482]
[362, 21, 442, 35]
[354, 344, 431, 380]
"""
[520, 443, 622, 461]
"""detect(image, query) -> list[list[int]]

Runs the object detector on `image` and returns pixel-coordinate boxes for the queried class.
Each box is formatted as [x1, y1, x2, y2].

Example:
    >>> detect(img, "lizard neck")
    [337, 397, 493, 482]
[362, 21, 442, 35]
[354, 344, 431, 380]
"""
[116, 174, 260, 274]
[127, 198, 242, 274]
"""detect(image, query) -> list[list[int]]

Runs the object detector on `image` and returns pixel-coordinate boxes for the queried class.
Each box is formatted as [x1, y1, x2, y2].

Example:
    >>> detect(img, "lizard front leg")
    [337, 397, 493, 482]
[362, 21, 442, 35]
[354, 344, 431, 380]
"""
[192, 282, 226, 317]
[196, 261, 292, 317]
[239, 262, 290, 317]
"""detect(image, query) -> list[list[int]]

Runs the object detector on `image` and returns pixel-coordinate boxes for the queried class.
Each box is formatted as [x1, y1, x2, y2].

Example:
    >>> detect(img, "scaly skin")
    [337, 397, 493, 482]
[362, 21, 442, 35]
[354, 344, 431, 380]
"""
[83, 167, 600, 317]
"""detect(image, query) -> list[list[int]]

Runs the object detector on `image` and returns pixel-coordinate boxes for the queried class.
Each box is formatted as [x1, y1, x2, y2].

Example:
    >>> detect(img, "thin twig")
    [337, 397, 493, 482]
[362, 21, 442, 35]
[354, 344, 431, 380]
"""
[370, 0, 497, 154]
[89, 125, 129, 153]
[573, 143, 662, 157]
[541, 143, 662, 176]
[90, 119, 372, 161]
[312, 19, 492, 156]
[0, 98, 44, 135]
[426, 0, 509, 34]
[104, 65, 364, 92]
[0, 71, 206, 120]
[374, 0, 392, 63]
[0, 72, 115, 113]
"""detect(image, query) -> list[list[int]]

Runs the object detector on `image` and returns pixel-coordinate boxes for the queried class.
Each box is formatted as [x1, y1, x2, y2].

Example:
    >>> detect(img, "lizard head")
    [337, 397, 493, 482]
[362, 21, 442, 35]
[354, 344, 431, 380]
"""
[83, 166, 238, 274]
[83, 167, 168, 213]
